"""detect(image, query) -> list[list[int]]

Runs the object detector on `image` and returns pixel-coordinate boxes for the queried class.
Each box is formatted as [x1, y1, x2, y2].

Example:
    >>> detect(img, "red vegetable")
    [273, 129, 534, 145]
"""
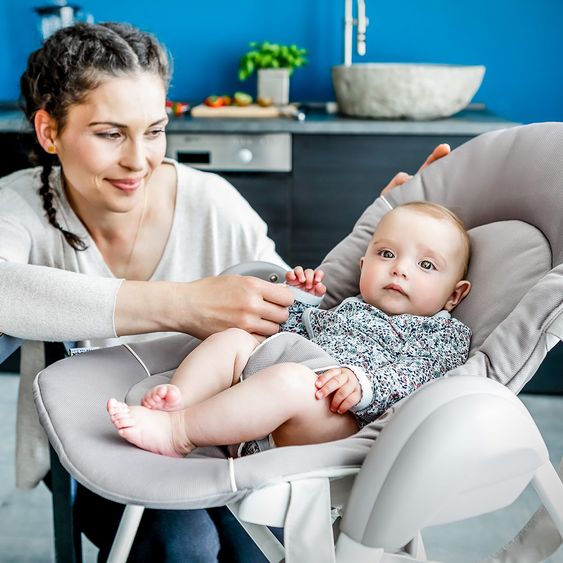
[204, 95, 224, 108]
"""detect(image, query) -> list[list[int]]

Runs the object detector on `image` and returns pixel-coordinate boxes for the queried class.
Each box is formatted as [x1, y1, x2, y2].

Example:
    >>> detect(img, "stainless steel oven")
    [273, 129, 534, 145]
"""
[166, 133, 293, 261]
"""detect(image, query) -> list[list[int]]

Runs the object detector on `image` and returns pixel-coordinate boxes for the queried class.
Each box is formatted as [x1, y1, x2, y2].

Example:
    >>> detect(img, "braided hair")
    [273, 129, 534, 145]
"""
[19, 22, 171, 250]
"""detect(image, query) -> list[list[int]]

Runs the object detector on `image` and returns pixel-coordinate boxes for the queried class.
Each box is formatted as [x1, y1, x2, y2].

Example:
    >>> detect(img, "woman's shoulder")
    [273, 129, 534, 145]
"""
[0, 167, 43, 211]
[174, 161, 236, 191]
[0, 167, 41, 191]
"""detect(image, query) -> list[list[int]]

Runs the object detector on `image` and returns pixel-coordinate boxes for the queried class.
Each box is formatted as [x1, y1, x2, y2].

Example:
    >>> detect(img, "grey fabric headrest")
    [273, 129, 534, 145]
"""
[319, 123, 563, 357]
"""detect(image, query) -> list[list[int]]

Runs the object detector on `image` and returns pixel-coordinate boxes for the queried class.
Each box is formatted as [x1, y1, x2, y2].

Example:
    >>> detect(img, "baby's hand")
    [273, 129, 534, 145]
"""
[285, 266, 326, 297]
[315, 367, 361, 414]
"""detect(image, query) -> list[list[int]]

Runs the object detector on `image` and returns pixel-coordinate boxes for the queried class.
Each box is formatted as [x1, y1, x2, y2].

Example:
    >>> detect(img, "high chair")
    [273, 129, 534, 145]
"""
[34, 122, 563, 562]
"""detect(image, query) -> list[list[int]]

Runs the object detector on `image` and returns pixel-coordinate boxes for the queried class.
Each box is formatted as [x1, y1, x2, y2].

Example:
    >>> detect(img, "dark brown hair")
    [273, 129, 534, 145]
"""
[20, 22, 171, 250]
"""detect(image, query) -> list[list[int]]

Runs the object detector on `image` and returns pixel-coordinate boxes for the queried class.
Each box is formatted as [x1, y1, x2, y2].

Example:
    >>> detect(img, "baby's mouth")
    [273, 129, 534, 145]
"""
[384, 284, 407, 296]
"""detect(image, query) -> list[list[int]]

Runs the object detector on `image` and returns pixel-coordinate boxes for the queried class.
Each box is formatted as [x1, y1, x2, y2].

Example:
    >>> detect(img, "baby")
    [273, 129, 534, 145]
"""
[108, 201, 472, 457]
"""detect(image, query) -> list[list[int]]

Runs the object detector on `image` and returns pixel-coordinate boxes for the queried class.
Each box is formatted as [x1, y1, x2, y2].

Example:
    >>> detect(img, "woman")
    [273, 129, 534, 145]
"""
[0, 22, 449, 562]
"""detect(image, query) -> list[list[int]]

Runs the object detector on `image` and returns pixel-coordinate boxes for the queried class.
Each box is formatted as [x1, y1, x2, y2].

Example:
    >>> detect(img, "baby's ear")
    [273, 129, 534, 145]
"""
[444, 280, 471, 312]
[359, 256, 365, 269]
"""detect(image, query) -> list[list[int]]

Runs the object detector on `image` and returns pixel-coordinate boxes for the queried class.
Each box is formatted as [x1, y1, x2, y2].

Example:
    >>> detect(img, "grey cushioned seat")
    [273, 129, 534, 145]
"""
[33, 122, 563, 562]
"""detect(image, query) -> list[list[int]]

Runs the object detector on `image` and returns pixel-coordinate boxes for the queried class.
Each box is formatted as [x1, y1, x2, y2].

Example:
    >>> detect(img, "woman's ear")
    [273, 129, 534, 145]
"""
[34, 109, 58, 153]
[444, 280, 471, 312]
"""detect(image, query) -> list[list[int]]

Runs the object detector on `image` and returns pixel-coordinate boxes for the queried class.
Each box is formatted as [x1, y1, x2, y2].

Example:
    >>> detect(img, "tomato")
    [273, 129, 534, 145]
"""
[204, 95, 224, 108]
[166, 100, 190, 116]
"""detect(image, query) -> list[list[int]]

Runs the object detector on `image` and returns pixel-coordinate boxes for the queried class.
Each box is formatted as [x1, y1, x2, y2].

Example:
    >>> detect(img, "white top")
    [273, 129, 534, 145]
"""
[0, 160, 287, 488]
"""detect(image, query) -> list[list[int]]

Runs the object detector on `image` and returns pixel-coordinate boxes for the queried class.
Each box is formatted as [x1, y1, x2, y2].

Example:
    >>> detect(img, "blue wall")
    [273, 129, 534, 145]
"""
[2, 0, 562, 123]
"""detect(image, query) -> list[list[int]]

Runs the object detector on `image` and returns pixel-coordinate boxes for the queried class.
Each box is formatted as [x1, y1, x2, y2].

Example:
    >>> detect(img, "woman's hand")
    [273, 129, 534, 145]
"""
[380, 143, 451, 195]
[178, 276, 296, 338]
[285, 266, 326, 297]
[115, 276, 294, 340]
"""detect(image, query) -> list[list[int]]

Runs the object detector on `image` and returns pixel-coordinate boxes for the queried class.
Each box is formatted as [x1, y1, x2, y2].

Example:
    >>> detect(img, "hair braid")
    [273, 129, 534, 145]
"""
[37, 151, 87, 251]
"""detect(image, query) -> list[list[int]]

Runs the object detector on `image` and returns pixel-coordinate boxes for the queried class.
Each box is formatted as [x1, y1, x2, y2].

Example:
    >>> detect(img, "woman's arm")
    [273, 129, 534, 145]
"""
[115, 275, 293, 340]
[0, 261, 293, 341]
[0, 261, 121, 341]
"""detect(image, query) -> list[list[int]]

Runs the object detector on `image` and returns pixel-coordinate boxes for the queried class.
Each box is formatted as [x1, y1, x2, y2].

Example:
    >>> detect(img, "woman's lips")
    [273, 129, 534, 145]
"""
[107, 178, 143, 192]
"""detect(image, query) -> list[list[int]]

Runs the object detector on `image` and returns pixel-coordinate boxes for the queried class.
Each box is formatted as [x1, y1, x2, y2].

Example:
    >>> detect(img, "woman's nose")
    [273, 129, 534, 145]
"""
[120, 139, 146, 171]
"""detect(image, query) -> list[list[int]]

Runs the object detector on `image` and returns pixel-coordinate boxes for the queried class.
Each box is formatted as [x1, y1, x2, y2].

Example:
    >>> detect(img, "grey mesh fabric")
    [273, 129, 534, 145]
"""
[33, 122, 563, 509]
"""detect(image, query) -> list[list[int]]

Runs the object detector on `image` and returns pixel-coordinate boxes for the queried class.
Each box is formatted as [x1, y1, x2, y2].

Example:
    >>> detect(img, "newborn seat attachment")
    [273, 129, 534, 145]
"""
[34, 123, 563, 562]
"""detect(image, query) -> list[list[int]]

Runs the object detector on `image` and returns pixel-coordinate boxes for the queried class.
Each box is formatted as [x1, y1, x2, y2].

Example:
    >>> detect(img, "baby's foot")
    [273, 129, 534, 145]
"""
[141, 384, 184, 411]
[107, 398, 194, 457]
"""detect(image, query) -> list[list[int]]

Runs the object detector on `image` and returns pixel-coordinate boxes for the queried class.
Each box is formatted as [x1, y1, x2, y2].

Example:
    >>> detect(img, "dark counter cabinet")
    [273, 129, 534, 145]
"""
[0, 132, 36, 177]
[290, 134, 473, 266]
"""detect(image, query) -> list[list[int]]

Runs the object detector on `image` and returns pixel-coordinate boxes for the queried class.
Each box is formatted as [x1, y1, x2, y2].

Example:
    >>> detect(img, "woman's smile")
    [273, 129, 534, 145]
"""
[106, 176, 145, 192]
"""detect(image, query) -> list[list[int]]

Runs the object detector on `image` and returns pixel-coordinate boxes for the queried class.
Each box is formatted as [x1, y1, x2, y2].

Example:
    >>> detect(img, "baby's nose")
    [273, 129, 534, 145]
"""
[392, 261, 409, 277]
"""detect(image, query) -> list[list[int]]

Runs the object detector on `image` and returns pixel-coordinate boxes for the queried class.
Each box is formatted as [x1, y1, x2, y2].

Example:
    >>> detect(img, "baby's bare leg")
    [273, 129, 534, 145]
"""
[181, 362, 359, 448]
[141, 328, 259, 411]
[109, 363, 358, 457]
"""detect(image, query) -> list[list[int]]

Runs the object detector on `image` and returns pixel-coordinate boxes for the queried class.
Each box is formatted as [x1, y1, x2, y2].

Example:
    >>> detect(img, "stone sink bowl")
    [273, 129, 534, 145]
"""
[332, 63, 486, 120]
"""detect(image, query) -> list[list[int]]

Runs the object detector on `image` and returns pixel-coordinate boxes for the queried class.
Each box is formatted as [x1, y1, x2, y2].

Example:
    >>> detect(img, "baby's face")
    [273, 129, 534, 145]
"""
[359, 207, 469, 316]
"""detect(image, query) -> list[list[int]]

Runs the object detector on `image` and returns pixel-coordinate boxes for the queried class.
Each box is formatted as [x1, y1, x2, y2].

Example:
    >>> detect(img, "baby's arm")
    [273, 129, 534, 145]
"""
[355, 321, 472, 423]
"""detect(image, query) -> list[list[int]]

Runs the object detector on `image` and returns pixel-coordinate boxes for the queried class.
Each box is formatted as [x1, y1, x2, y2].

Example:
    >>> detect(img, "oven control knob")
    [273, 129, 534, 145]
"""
[237, 148, 253, 164]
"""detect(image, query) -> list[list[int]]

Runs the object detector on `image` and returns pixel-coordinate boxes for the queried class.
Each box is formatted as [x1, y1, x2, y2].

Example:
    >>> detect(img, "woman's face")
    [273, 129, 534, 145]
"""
[53, 72, 168, 214]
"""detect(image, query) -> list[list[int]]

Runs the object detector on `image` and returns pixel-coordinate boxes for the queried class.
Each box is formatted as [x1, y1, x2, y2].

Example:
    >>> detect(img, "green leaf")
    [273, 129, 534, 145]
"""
[238, 40, 308, 78]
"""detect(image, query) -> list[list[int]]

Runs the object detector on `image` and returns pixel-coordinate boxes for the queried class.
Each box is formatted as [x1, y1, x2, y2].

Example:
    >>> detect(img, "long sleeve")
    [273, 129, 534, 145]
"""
[0, 173, 123, 342]
[280, 300, 315, 337]
[0, 261, 122, 341]
[352, 319, 472, 424]
[280, 287, 325, 337]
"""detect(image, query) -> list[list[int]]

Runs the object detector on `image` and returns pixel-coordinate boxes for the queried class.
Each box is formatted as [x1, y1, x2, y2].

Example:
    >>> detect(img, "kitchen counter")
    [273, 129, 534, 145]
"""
[0, 104, 518, 135]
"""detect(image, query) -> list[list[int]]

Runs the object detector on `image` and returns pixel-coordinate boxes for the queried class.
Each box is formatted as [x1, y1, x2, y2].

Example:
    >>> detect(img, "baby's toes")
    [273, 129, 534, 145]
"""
[107, 398, 127, 416]
[141, 396, 156, 409]
[160, 385, 183, 410]
[156, 385, 170, 398]
[113, 412, 135, 430]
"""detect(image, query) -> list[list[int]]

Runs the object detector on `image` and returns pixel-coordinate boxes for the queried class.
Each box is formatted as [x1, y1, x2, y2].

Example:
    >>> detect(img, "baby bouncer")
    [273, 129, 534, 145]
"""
[33, 122, 563, 562]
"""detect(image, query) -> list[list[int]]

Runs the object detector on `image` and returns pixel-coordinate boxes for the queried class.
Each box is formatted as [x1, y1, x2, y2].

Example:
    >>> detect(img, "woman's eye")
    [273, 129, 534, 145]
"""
[96, 131, 122, 140]
[379, 249, 395, 259]
[146, 128, 166, 138]
[419, 260, 436, 271]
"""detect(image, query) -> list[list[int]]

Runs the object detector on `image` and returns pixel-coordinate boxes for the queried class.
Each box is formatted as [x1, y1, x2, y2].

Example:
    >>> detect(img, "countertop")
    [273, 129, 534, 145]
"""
[0, 103, 518, 136]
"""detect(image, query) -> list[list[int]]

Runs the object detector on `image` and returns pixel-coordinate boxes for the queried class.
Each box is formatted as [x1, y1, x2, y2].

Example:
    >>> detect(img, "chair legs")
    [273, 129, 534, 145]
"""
[227, 503, 285, 563]
[106, 505, 145, 563]
[532, 460, 563, 537]
[484, 459, 563, 563]
[49, 445, 83, 563]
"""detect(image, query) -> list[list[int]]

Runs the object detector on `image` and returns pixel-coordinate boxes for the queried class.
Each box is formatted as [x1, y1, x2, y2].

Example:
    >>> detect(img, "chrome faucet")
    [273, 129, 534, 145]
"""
[344, 0, 369, 65]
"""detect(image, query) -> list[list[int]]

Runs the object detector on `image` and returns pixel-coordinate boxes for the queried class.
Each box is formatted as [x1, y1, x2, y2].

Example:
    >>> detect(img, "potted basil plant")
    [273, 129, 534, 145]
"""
[238, 41, 308, 105]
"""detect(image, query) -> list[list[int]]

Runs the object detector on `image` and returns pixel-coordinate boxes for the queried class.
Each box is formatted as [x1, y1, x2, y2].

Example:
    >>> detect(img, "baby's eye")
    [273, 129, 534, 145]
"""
[419, 260, 436, 271]
[378, 249, 395, 259]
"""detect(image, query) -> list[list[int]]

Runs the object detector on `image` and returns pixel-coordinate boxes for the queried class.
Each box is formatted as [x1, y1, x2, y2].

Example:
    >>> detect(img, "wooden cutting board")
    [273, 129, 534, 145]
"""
[190, 103, 286, 118]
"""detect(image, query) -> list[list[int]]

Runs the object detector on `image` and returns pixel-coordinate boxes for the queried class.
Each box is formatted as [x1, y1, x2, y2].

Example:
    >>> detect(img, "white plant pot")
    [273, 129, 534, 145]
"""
[257, 68, 290, 105]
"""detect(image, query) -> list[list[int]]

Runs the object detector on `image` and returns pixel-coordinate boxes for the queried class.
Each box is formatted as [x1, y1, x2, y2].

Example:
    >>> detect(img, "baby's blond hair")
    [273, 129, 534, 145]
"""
[393, 201, 471, 278]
